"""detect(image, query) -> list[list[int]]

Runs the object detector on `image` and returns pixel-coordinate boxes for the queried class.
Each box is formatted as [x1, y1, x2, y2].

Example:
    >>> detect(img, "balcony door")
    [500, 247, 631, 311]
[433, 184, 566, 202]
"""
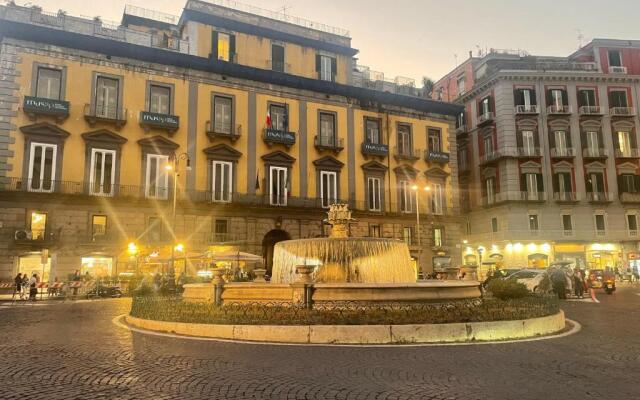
[554, 130, 568, 155]
[212, 161, 232, 203]
[587, 172, 605, 199]
[617, 131, 632, 156]
[145, 154, 169, 200]
[397, 125, 411, 156]
[95, 76, 118, 119]
[269, 166, 288, 206]
[320, 170, 337, 208]
[431, 183, 444, 215]
[586, 131, 600, 156]
[28, 142, 57, 193]
[522, 130, 535, 155]
[89, 148, 115, 197]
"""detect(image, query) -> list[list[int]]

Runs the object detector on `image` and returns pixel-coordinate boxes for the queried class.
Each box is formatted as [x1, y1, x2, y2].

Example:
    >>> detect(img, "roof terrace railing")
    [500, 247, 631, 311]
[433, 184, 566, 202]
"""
[124, 4, 180, 25]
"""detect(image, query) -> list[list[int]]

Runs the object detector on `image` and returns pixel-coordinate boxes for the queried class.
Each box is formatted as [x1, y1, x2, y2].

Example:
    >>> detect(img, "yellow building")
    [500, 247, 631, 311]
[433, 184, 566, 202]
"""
[0, 1, 462, 281]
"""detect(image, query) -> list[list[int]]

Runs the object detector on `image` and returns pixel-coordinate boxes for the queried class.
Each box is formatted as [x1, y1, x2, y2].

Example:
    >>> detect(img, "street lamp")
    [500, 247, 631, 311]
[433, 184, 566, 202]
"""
[166, 153, 190, 285]
[127, 242, 139, 274]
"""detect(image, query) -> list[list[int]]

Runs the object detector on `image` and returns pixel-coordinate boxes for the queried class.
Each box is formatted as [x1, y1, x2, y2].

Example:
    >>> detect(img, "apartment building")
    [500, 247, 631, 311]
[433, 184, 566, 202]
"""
[434, 40, 640, 276]
[0, 1, 461, 281]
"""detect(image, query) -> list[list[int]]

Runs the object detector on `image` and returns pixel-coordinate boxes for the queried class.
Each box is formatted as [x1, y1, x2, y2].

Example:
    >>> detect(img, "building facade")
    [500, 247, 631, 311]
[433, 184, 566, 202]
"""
[434, 41, 640, 276]
[0, 1, 462, 281]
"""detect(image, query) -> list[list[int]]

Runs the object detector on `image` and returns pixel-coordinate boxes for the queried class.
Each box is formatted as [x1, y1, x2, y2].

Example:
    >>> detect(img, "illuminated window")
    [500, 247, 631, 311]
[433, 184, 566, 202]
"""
[30, 211, 47, 240]
[617, 131, 632, 156]
[403, 227, 414, 245]
[92, 215, 107, 239]
[217, 32, 230, 61]
[433, 227, 443, 247]
[81, 256, 113, 277]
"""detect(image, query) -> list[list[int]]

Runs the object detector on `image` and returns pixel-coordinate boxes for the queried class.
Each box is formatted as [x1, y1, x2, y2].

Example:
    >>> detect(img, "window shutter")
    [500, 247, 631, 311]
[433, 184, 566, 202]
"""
[613, 131, 620, 150]
[520, 174, 527, 192]
[580, 131, 587, 149]
[635, 175, 640, 193]
[533, 130, 540, 148]
[549, 131, 556, 148]
[514, 89, 523, 106]
[211, 31, 218, 60]
[516, 131, 523, 148]
[331, 57, 337, 82]
[631, 130, 638, 148]
[561, 90, 568, 106]
[618, 174, 625, 194]
[229, 35, 236, 61]
[585, 175, 592, 192]
[596, 174, 605, 192]
[315, 54, 321, 74]
[566, 131, 573, 148]
[536, 173, 544, 192]
[552, 173, 559, 192]
[563, 173, 572, 191]
[531, 90, 537, 106]
[546, 90, 553, 107]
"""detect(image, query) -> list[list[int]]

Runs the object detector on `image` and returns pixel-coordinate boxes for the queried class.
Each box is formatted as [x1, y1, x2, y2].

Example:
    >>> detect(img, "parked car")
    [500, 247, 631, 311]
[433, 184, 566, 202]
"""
[506, 269, 549, 293]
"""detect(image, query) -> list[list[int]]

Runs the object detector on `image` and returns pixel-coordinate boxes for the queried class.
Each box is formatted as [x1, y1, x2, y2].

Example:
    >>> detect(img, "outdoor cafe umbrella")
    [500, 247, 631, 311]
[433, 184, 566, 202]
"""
[208, 251, 263, 263]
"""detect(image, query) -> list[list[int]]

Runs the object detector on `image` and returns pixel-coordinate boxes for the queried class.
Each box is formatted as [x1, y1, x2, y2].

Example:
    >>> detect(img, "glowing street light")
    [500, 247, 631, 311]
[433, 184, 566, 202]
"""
[174, 243, 185, 252]
[127, 242, 138, 255]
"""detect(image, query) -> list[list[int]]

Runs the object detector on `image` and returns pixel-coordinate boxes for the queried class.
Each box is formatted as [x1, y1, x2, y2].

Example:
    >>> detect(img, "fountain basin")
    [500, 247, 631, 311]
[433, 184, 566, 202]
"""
[271, 237, 416, 284]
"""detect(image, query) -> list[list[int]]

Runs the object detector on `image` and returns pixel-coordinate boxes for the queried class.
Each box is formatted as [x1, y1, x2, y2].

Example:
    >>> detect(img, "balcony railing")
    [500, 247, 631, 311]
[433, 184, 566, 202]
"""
[23, 96, 70, 120]
[479, 149, 517, 164]
[516, 147, 541, 157]
[578, 106, 603, 116]
[610, 66, 628, 74]
[547, 105, 572, 115]
[206, 121, 241, 141]
[615, 148, 640, 158]
[550, 148, 576, 158]
[586, 192, 613, 202]
[139, 111, 179, 132]
[207, 232, 247, 244]
[517, 191, 547, 202]
[620, 192, 640, 203]
[481, 191, 547, 205]
[455, 124, 467, 135]
[610, 107, 636, 117]
[314, 135, 344, 151]
[582, 148, 608, 158]
[393, 147, 421, 160]
[84, 104, 127, 127]
[515, 105, 538, 114]
[265, 60, 292, 73]
[424, 150, 450, 163]
[477, 112, 495, 126]
[361, 142, 389, 157]
[553, 192, 579, 202]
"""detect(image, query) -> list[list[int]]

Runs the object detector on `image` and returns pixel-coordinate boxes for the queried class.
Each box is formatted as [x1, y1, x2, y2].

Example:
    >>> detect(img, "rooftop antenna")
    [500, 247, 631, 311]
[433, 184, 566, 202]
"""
[577, 29, 585, 49]
[277, 4, 293, 16]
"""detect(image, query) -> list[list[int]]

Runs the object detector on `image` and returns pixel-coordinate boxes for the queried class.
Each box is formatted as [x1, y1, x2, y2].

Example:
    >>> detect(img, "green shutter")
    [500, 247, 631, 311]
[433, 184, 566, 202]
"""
[211, 31, 218, 60]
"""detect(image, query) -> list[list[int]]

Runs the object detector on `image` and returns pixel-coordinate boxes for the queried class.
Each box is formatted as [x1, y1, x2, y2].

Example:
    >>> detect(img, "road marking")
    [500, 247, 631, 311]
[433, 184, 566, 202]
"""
[113, 315, 582, 348]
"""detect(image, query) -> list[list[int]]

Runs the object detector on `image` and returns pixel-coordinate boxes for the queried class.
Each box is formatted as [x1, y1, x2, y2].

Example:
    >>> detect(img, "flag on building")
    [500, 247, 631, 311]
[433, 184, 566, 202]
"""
[266, 111, 271, 128]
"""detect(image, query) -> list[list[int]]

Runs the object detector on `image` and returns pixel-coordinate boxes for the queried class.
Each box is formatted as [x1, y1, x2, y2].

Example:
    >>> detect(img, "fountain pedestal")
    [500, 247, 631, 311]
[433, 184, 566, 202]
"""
[253, 269, 267, 283]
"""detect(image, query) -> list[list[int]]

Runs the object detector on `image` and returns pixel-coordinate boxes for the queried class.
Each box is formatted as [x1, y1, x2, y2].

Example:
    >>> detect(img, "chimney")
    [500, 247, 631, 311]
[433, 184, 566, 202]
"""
[469, 50, 473, 59]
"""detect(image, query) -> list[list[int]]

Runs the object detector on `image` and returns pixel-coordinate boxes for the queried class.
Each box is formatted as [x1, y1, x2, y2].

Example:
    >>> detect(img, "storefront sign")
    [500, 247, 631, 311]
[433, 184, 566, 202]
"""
[23, 96, 70, 116]
[426, 151, 450, 163]
[361, 142, 389, 156]
[264, 129, 296, 145]
[140, 111, 180, 130]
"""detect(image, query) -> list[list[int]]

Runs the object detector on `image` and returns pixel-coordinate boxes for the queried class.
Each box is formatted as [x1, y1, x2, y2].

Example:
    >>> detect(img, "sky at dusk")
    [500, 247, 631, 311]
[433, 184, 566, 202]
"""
[23, 0, 640, 83]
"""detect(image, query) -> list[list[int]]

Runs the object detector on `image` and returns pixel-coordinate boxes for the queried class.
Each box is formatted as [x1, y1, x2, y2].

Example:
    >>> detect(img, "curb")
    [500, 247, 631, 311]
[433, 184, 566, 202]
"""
[123, 310, 566, 345]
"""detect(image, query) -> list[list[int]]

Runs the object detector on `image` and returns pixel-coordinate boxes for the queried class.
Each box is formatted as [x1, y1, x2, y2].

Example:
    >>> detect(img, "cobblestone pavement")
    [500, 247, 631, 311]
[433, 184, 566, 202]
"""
[0, 286, 638, 400]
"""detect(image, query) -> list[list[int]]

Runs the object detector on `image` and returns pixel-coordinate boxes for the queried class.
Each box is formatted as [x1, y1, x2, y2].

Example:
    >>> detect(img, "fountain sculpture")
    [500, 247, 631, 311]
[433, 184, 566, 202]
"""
[270, 204, 417, 284]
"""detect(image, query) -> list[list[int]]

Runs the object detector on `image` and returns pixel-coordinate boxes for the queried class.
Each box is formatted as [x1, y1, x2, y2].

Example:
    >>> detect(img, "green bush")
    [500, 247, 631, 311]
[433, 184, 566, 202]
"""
[487, 278, 530, 300]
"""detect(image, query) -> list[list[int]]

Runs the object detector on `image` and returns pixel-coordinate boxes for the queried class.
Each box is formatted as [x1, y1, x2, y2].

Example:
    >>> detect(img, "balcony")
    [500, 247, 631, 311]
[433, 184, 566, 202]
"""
[610, 66, 628, 74]
[515, 105, 538, 115]
[620, 192, 640, 203]
[424, 150, 450, 163]
[481, 191, 546, 206]
[206, 121, 241, 141]
[550, 148, 576, 158]
[207, 232, 247, 245]
[263, 128, 296, 147]
[610, 107, 636, 118]
[547, 105, 572, 115]
[314, 136, 344, 152]
[517, 191, 547, 202]
[455, 124, 467, 135]
[393, 147, 421, 161]
[361, 142, 389, 157]
[477, 112, 495, 126]
[516, 147, 542, 158]
[586, 192, 613, 203]
[139, 111, 179, 133]
[582, 148, 608, 159]
[578, 106, 604, 116]
[84, 104, 127, 128]
[615, 148, 640, 159]
[553, 191, 579, 203]
[23, 96, 70, 121]
[479, 149, 516, 165]
[265, 60, 292, 74]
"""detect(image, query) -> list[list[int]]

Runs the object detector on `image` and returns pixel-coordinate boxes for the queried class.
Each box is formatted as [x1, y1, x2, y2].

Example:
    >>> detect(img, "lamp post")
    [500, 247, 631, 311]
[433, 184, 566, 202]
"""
[165, 153, 190, 285]
[411, 182, 430, 277]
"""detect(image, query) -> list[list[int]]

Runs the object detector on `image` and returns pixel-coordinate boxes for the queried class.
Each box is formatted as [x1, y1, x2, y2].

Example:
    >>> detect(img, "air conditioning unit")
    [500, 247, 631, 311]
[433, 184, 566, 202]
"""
[14, 230, 31, 240]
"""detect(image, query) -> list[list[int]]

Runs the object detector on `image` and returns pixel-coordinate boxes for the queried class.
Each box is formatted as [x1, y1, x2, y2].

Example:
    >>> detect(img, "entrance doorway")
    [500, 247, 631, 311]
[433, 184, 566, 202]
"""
[262, 229, 290, 276]
[18, 254, 51, 282]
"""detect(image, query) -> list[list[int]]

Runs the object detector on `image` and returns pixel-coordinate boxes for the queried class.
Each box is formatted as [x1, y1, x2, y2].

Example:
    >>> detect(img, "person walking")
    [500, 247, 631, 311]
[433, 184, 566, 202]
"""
[551, 268, 567, 299]
[586, 272, 599, 303]
[28, 273, 38, 301]
[21, 273, 29, 299]
[573, 267, 584, 299]
[14, 273, 22, 299]
[72, 270, 81, 297]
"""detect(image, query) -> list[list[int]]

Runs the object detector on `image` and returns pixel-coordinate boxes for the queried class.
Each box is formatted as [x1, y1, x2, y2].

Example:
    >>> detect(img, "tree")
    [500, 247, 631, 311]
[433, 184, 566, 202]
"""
[422, 77, 435, 99]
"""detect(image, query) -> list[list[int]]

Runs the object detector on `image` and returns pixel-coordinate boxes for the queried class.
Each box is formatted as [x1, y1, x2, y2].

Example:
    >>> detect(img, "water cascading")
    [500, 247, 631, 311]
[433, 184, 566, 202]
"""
[271, 204, 416, 284]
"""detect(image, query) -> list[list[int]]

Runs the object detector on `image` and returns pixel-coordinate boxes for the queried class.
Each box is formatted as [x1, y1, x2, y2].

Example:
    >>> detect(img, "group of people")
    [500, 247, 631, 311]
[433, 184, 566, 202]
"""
[550, 267, 598, 302]
[13, 272, 40, 301]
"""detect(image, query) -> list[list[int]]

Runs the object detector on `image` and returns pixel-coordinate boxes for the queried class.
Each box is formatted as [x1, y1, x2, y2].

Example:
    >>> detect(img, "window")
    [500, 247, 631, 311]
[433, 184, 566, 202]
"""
[399, 180, 414, 213]
[145, 154, 169, 200]
[562, 214, 573, 233]
[554, 172, 572, 197]
[587, 172, 605, 195]
[578, 89, 596, 107]
[554, 130, 568, 154]
[365, 118, 381, 144]
[319, 112, 336, 146]
[214, 219, 228, 241]
[213, 96, 233, 135]
[456, 75, 466, 96]
[403, 227, 414, 245]
[628, 214, 638, 235]
[35, 68, 62, 100]
[397, 124, 412, 155]
[433, 227, 443, 247]
[610, 90, 628, 108]
[515, 88, 535, 110]
[522, 173, 543, 199]
[431, 183, 444, 215]
[585, 131, 599, 154]
[95, 76, 119, 119]
[30, 211, 47, 240]
[479, 97, 491, 116]
[528, 214, 539, 231]
[491, 217, 498, 233]
[148, 216, 163, 242]
[549, 89, 565, 107]
[521, 130, 535, 155]
[456, 112, 465, 129]
[269, 104, 288, 131]
[428, 128, 441, 152]
[595, 214, 606, 235]
[149, 85, 171, 114]
[271, 43, 285, 72]
[217, 32, 231, 61]
[367, 177, 382, 211]
[212, 161, 232, 203]
[28, 142, 57, 193]
[89, 148, 115, 196]
[620, 174, 638, 193]
[269, 166, 288, 206]
[608, 50, 622, 67]
[617, 131, 632, 156]
[320, 170, 337, 208]
[92, 215, 107, 239]
[369, 225, 381, 238]
[485, 177, 495, 204]
[318, 55, 335, 82]
[483, 135, 493, 156]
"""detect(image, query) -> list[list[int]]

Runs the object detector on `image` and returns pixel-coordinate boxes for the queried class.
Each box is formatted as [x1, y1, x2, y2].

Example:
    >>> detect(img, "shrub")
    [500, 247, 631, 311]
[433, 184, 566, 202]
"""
[487, 278, 529, 300]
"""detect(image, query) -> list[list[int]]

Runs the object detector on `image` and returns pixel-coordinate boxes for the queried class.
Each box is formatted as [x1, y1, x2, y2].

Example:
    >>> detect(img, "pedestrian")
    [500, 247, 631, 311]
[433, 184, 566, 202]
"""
[573, 267, 584, 299]
[551, 268, 567, 299]
[633, 265, 640, 283]
[586, 272, 599, 303]
[21, 273, 29, 298]
[28, 273, 38, 301]
[72, 269, 81, 297]
[14, 273, 22, 299]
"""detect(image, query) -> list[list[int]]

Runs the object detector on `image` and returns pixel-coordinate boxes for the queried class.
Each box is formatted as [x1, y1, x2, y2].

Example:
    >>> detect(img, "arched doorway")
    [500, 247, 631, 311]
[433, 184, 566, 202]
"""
[262, 229, 291, 276]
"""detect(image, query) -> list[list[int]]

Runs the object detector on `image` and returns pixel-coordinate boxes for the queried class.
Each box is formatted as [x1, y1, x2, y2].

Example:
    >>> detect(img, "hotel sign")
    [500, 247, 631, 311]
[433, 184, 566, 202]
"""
[264, 129, 296, 145]
[140, 111, 180, 131]
[361, 142, 389, 156]
[426, 151, 450, 163]
[23, 96, 70, 117]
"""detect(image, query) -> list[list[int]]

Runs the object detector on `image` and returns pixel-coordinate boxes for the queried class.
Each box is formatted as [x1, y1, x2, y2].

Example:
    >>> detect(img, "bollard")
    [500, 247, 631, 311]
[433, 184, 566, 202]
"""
[253, 268, 267, 283]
